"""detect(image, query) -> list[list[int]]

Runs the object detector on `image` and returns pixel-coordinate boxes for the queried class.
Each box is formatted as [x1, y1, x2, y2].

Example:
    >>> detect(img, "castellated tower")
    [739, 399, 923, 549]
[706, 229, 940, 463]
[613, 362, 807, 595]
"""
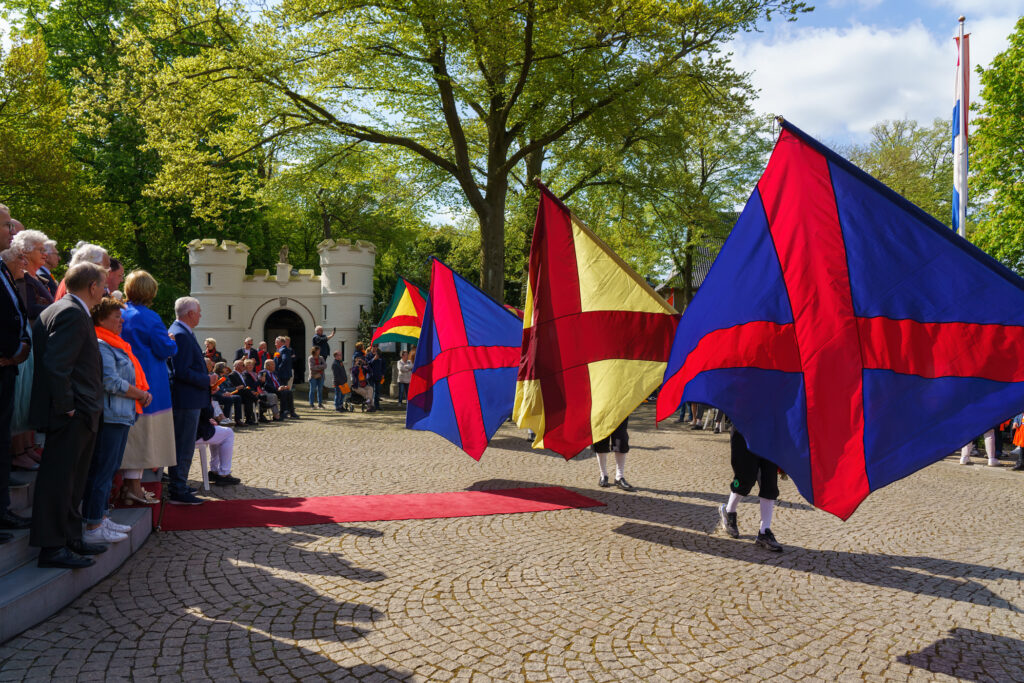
[318, 239, 376, 359]
[187, 238, 375, 380]
[188, 239, 249, 347]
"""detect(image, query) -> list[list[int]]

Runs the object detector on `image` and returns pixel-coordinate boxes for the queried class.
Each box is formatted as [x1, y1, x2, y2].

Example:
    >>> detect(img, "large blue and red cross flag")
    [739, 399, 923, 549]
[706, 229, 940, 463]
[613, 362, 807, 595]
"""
[656, 120, 1024, 520]
[515, 185, 679, 459]
[406, 258, 522, 460]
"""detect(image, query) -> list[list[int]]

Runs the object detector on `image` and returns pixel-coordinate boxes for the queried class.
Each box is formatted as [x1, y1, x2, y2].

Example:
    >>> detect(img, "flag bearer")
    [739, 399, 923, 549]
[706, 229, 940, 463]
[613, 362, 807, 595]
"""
[594, 417, 634, 492]
[718, 426, 783, 552]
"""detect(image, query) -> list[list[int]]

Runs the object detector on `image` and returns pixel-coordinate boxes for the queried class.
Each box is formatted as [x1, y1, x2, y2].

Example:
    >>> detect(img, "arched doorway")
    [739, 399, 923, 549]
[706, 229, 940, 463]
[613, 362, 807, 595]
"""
[265, 309, 306, 383]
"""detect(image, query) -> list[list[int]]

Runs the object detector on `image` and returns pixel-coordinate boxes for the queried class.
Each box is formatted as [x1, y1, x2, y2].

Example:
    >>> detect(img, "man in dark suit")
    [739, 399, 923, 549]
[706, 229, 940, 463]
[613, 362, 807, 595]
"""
[28, 262, 107, 568]
[234, 337, 259, 364]
[168, 297, 210, 505]
[227, 359, 257, 425]
[260, 359, 296, 419]
[273, 336, 294, 388]
[0, 207, 32, 545]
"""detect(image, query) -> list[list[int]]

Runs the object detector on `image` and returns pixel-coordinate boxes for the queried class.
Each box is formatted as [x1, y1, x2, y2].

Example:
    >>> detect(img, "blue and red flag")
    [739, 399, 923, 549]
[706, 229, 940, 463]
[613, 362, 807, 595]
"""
[656, 120, 1024, 520]
[406, 258, 522, 460]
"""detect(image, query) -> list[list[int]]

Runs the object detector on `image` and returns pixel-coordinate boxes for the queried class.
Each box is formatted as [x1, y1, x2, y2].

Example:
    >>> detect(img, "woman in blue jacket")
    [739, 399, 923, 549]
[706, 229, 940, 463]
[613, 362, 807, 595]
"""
[119, 271, 177, 504]
[82, 297, 152, 544]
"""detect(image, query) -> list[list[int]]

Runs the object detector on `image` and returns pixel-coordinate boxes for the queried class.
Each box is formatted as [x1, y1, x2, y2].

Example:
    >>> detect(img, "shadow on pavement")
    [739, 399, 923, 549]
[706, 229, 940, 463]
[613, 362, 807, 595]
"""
[466, 478, 719, 534]
[613, 521, 1024, 613]
[637, 486, 815, 511]
[136, 522, 405, 678]
[896, 627, 1024, 682]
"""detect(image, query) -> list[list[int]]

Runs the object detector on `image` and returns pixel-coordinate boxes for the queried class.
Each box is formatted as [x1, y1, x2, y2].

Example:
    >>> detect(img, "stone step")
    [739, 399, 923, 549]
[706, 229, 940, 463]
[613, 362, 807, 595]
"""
[0, 506, 152, 644]
[0, 529, 34, 577]
[8, 471, 35, 518]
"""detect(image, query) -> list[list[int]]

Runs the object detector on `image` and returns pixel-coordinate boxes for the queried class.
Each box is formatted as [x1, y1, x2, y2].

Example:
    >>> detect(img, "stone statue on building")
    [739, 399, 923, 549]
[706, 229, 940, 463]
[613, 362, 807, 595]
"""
[278, 244, 289, 264]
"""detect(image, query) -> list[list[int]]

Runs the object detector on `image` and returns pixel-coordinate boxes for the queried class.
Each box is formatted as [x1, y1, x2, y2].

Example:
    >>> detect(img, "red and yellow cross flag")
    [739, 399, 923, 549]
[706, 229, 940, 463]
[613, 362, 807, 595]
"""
[513, 185, 680, 459]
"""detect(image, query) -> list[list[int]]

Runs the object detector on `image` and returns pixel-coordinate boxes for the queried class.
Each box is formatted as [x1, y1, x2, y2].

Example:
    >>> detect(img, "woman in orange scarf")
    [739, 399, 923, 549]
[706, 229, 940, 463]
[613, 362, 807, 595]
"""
[81, 297, 154, 544]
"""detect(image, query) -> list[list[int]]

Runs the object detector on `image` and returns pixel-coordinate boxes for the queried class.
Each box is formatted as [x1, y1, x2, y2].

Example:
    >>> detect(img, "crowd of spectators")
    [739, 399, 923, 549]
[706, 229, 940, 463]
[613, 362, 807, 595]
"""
[0, 205, 257, 569]
[0, 203, 412, 570]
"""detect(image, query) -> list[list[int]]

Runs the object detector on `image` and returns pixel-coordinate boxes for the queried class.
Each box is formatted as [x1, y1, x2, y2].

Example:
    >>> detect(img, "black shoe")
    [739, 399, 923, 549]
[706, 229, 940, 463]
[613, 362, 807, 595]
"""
[208, 471, 223, 484]
[598, 475, 610, 488]
[67, 539, 109, 556]
[0, 532, 12, 545]
[615, 478, 636, 492]
[169, 492, 204, 505]
[38, 547, 96, 569]
[1013, 457, 1024, 471]
[718, 504, 739, 538]
[690, 424, 702, 430]
[217, 474, 241, 485]
[0, 508, 32, 530]
[755, 529, 783, 552]
[289, 413, 299, 419]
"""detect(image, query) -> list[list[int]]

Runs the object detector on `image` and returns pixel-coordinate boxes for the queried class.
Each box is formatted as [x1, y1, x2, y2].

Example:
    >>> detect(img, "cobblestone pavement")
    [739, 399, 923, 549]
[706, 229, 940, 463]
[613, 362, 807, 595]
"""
[2, 399, 1023, 682]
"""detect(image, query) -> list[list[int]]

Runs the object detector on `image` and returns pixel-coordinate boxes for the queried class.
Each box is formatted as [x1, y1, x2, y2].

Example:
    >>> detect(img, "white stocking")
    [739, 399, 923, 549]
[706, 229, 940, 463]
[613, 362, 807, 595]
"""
[595, 451, 609, 478]
[759, 498, 775, 533]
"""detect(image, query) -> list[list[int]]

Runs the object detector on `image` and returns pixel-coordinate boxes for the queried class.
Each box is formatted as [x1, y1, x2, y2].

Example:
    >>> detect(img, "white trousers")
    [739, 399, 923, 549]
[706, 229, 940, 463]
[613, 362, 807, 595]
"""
[197, 425, 235, 475]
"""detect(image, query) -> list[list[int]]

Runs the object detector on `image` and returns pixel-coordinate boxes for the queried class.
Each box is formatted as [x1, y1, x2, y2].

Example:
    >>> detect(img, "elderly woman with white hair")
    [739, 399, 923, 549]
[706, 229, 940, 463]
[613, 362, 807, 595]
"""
[54, 241, 110, 300]
[11, 230, 55, 320]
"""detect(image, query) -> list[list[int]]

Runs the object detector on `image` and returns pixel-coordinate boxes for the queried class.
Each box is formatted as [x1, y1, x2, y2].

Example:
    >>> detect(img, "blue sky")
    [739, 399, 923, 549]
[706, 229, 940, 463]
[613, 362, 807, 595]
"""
[732, 0, 1024, 145]
[3, 1, 1020, 150]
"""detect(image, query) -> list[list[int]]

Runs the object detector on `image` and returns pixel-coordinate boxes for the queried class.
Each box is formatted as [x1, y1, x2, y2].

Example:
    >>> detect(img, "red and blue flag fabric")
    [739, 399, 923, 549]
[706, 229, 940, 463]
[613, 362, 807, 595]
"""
[656, 120, 1024, 520]
[406, 258, 522, 460]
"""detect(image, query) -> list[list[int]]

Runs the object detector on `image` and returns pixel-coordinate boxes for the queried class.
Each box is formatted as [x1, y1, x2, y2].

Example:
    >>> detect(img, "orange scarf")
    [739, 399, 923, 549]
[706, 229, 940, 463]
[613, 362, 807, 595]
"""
[95, 325, 150, 413]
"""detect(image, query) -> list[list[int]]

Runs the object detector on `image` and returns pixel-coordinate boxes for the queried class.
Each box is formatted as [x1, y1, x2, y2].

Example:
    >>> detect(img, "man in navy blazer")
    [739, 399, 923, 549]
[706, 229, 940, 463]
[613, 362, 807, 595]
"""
[273, 336, 294, 387]
[168, 297, 209, 505]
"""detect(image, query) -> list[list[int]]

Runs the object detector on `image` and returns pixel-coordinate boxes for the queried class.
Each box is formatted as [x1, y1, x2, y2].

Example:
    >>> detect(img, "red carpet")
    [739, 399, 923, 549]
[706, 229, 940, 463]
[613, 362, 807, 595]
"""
[158, 486, 605, 531]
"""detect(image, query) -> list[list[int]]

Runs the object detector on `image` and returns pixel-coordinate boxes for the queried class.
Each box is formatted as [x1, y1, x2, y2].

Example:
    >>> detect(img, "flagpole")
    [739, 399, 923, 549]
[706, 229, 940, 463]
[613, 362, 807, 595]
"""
[953, 16, 969, 238]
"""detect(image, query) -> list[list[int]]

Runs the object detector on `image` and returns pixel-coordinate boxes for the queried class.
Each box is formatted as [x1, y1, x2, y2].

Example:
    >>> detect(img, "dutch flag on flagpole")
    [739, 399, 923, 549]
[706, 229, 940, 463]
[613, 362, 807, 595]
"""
[952, 16, 970, 237]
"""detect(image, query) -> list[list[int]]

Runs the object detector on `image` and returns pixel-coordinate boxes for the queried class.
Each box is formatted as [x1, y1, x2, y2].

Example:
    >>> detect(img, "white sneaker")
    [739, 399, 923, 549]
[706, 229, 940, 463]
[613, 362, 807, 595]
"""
[83, 525, 128, 544]
[102, 517, 131, 534]
[221, 418, 234, 426]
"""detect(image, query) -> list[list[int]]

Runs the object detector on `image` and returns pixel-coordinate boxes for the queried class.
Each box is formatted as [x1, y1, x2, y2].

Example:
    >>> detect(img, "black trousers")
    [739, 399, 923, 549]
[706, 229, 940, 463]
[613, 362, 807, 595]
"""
[236, 390, 256, 422]
[30, 413, 98, 548]
[216, 393, 242, 422]
[277, 389, 295, 415]
[593, 417, 629, 453]
[729, 429, 779, 500]
[0, 367, 16, 511]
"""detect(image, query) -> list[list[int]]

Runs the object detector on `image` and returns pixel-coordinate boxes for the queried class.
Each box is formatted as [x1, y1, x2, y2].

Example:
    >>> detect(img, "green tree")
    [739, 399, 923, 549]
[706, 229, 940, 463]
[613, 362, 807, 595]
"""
[972, 16, 1024, 273]
[122, 0, 809, 301]
[845, 117, 953, 226]
[0, 36, 117, 249]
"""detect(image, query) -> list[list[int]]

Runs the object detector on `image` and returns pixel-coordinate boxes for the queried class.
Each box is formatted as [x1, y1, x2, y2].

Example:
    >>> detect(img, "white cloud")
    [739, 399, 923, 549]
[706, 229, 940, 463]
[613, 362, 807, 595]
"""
[730, 13, 1020, 144]
[930, 0, 1024, 15]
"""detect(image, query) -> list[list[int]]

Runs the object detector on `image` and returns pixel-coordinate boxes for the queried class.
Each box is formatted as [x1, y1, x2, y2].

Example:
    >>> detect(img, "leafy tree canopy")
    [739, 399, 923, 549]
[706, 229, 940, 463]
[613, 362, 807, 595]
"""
[972, 15, 1024, 273]
[113, 0, 809, 300]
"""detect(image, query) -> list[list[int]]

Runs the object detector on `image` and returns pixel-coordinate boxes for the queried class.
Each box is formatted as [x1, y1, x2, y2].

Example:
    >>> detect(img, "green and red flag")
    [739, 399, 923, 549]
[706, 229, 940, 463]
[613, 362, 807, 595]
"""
[371, 277, 428, 344]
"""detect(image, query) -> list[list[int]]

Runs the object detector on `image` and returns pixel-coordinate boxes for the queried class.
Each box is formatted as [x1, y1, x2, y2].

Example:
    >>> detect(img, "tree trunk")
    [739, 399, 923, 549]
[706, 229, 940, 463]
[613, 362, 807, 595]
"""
[682, 243, 694, 306]
[479, 180, 508, 303]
